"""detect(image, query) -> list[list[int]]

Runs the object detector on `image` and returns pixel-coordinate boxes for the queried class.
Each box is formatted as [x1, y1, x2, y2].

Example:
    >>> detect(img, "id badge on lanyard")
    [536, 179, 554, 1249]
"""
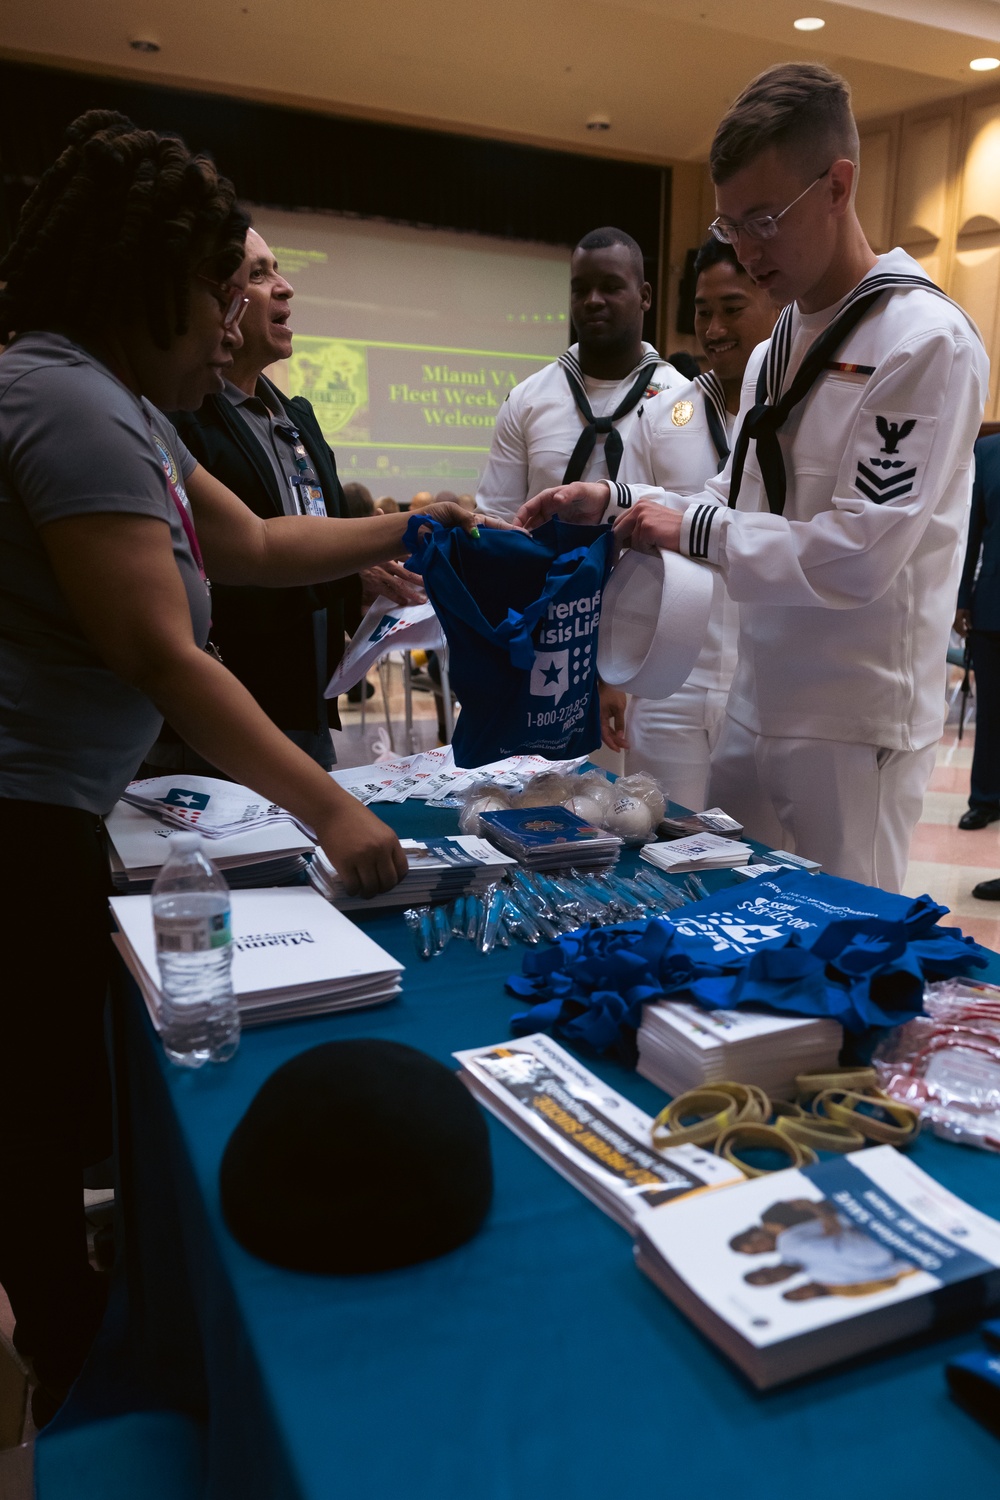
[290, 474, 328, 518]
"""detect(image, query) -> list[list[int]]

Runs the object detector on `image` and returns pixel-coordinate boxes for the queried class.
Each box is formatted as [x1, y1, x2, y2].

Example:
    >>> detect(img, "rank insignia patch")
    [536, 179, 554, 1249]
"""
[671, 399, 694, 428]
[853, 410, 932, 505]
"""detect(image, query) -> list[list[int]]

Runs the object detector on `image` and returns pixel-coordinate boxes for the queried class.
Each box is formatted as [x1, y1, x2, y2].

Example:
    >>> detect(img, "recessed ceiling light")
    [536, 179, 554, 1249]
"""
[129, 37, 161, 53]
[970, 57, 1000, 71]
[793, 17, 825, 30]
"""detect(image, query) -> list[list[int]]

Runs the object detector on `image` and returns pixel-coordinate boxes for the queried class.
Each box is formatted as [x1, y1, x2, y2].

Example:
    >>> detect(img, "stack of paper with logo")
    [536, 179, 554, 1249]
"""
[640, 831, 753, 875]
[454, 1033, 743, 1230]
[309, 834, 517, 913]
[478, 806, 622, 872]
[633, 1145, 1000, 1388]
[658, 807, 745, 840]
[110, 887, 402, 1028]
[637, 1000, 843, 1100]
[105, 799, 312, 893]
[122, 775, 308, 839]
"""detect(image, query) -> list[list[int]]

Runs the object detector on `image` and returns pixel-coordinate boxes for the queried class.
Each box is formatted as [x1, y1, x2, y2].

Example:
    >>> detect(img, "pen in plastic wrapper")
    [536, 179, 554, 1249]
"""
[403, 906, 434, 961]
[432, 904, 452, 955]
[477, 883, 506, 955]
[501, 892, 542, 945]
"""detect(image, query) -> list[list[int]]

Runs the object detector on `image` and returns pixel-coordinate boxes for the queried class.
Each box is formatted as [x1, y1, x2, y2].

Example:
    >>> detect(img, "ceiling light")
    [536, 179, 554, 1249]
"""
[970, 57, 1000, 71]
[586, 114, 611, 132]
[793, 17, 825, 30]
[129, 37, 161, 53]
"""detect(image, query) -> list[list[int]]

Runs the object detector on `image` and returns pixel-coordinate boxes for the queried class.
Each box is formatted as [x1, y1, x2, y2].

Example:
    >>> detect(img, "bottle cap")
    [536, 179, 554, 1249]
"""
[166, 831, 203, 852]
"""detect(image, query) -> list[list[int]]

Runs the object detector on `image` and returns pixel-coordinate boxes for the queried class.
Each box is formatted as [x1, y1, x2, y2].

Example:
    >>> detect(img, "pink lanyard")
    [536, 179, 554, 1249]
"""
[164, 467, 207, 583]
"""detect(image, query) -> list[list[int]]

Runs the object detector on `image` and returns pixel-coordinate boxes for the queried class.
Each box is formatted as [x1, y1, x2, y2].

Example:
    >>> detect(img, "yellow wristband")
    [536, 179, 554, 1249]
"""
[813, 1089, 920, 1146]
[713, 1123, 818, 1178]
[651, 1088, 741, 1150]
[795, 1067, 879, 1098]
[776, 1113, 866, 1154]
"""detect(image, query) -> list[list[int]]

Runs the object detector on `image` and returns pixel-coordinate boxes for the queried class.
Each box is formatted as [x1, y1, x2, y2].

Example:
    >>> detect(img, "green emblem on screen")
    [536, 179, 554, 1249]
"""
[287, 339, 369, 436]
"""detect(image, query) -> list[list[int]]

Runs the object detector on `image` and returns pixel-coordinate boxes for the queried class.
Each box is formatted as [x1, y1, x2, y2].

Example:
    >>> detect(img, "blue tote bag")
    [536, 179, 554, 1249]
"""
[405, 516, 614, 766]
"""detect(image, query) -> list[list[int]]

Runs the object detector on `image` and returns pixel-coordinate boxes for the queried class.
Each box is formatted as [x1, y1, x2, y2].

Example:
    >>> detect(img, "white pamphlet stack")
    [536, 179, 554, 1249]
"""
[454, 1033, 743, 1230]
[122, 775, 308, 839]
[110, 887, 403, 1028]
[640, 833, 753, 875]
[637, 1001, 843, 1100]
[309, 835, 517, 912]
[634, 1146, 1000, 1388]
[105, 799, 313, 892]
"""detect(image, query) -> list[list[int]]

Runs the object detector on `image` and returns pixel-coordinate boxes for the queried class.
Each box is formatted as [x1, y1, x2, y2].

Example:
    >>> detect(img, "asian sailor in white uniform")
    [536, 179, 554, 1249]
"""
[601, 236, 779, 811]
[475, 226, 686, 523]
[515, 63, 989, 893]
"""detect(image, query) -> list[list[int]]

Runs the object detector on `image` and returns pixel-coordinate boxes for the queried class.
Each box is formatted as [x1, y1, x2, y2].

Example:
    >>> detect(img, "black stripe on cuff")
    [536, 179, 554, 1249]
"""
[688, 503, 716, 560]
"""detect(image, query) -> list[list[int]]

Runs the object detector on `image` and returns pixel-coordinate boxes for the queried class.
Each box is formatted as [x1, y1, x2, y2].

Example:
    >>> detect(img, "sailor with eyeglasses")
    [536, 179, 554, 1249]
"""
[515, 64, 989, 892]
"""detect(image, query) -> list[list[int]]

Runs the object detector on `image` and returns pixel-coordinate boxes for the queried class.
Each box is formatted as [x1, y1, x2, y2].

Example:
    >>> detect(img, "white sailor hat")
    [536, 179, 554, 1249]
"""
[597, 547, 713, 699]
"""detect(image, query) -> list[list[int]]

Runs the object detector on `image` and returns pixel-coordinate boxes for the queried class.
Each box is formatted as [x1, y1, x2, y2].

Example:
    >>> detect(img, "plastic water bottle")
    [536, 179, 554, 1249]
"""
[151, 831, 241, 1067]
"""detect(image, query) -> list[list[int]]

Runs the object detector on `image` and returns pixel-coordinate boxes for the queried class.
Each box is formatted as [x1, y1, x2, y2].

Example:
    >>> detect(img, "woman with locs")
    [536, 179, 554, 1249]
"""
[0, 110, 498, 1422]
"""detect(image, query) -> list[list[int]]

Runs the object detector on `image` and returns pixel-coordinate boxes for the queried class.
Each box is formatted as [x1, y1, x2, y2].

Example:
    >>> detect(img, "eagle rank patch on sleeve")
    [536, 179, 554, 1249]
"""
[852, 410, 934, 505]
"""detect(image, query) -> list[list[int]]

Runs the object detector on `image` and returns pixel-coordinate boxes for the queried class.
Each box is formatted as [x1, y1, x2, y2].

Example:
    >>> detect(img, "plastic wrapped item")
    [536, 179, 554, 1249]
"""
[457, 782, 517, 837]
[631, 865, 689, 912]
[465, 893, 484, 944]
[403, 906, 434, 961]
[477, 883, 507, 955]
[594, 773, 665, 848]
[872, 979, 1000, 1152]
[509, 870, 563, 943]
[613, 773, 667, 827]
[518, 772, 577, 808]
[561, 771, 616, 826]
[501, 892, 542, 946]
[431, 904, 452, 956]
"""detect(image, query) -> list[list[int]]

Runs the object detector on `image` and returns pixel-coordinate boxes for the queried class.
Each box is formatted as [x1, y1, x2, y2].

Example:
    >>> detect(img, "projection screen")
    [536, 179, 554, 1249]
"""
[249, 207, 571, 499]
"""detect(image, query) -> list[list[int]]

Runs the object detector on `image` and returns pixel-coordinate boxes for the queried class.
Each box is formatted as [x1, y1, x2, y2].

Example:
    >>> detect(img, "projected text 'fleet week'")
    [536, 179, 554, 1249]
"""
[284, 337, 553, 489]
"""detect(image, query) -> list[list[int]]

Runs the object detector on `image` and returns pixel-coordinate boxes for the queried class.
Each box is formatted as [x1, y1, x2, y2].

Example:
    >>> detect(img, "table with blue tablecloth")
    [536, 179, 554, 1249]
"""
[99, 803, 1000, 1498]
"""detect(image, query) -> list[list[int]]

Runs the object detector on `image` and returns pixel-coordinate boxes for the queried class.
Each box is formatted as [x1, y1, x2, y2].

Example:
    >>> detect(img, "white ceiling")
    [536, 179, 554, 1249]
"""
[3, 0, 1000, 162]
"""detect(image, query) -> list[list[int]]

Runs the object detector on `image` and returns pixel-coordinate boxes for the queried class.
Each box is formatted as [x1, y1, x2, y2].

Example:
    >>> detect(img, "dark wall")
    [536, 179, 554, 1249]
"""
[0, 60, 669, 344]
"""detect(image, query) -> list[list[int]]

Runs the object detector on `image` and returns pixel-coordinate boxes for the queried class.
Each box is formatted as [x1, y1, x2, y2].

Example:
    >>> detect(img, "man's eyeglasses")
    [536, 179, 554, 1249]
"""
[195, 273, 250, 331]
[709, 167, 831, 246]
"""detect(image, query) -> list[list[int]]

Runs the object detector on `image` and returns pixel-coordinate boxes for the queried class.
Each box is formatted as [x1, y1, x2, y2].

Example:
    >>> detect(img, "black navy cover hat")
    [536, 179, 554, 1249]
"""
[219, 1038, 493, 1273]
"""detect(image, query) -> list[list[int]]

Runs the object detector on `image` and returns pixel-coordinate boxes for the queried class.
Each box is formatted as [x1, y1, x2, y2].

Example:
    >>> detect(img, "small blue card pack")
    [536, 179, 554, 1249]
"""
[479, 806, 621, 870]
[947, 1320, 1000, 1437]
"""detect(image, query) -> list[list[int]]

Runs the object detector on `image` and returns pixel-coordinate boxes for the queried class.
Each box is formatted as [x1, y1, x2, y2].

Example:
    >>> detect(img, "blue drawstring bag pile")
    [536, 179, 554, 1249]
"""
[404, 515, 613, 767]
[506, 869, 991, 1052]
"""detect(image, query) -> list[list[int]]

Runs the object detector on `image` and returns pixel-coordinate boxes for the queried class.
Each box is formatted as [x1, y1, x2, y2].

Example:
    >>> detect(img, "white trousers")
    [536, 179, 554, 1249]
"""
[625, 682, 730, 814]
[707, 717, 937, 892]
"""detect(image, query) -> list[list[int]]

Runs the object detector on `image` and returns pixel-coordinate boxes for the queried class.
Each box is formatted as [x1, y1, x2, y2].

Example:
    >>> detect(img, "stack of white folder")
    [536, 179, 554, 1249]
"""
[110, 887, 403, 1029]
[105, 800, 312, 892]
[641, 832, 753, 875]
[637, 1000, 843, 1100]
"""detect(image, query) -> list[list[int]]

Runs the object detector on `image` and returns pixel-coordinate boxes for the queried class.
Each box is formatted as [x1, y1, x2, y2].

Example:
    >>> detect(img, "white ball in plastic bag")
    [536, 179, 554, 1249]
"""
[459, 793, 512, 837]
[565, 793, 611, 826]
[603, 793, 655, 841]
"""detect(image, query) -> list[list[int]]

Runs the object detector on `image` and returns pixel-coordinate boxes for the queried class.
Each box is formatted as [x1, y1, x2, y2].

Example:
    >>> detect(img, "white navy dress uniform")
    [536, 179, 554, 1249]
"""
[603, 249, 990, 890]
[618, 370, 739, 810]
[475, 342, 686, 519]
